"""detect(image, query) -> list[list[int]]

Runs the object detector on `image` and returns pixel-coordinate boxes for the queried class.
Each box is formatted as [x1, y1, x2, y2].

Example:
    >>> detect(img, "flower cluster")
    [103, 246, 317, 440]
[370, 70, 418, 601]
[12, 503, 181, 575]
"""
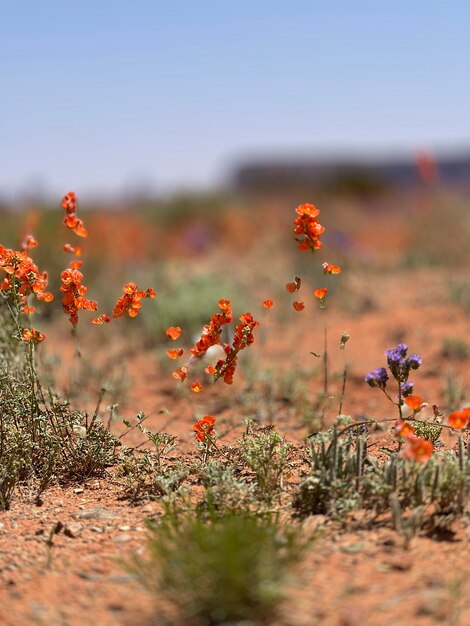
[170, 300, 259, 390]
[193, 416, 216, 443]
[0, 246, 54, 304]
[21, 327, 46, 343]
[61, 192, 88, 237]
[191, 300, 233, 358]
[365, 344, 422, 400]
[112, 283, 156, 319]
[213, 311, 259, 385]
[364, 367, 389, 390]
[60, 268, 97, 326]
[293, 203, 325, 252]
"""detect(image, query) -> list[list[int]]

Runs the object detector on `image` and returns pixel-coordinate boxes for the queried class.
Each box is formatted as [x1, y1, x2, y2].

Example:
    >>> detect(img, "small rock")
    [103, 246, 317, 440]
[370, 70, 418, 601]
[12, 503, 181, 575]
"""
[73, 507, 120, 521]
[90, 526, 104, 533]
[118, 525, 131, 532]
[340, 543, 364, 554]
[64, 523, 83, 538]
[108, 575, 134, 584]
[141, 503, 155, 513]
[382, 556, 413, 571]
[113, 534, 131, 543]
[78, 571, 102, 581]
[74, 488, 85, 494]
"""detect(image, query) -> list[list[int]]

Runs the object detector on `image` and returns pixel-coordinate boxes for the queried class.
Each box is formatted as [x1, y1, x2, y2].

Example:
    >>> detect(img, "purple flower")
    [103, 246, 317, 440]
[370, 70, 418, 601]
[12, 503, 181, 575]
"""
[365, 367, 389, 389]
[400, 381, 414, 398]
[405, 354, 422, 370]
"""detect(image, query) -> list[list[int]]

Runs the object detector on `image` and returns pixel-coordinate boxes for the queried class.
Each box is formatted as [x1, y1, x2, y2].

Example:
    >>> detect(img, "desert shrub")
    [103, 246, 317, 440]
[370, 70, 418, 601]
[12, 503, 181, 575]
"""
[0, 304, 119, 509]
[132, 510, 304, 625]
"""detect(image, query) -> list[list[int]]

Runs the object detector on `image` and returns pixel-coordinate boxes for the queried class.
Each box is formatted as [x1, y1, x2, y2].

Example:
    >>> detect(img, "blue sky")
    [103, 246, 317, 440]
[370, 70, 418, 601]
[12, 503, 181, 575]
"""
[2, 1, 469, 198]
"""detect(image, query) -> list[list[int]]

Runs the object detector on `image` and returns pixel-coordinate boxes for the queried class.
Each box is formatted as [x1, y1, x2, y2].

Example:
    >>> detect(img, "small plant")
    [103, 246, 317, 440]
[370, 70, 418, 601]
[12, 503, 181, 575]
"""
[132, 510, 305, 625]
[449, 279, 470, 316]
[238, 422, 293, 502]
[443, 369, 467, 412]
[441, 337, 470, 361]
[119, 414, 186, 501]
[198, 461, 256, 517]
[294, 421, 367, 517]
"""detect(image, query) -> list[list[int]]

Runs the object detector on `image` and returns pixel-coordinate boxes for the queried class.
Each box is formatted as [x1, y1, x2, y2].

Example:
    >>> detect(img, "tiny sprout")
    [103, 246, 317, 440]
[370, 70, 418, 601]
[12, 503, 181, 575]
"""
[339, 332, 350, 350]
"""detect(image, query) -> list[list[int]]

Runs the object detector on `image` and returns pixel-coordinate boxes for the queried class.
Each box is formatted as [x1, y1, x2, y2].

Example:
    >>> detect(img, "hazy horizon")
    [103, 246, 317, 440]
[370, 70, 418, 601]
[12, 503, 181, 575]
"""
[3, 1, 470, 200]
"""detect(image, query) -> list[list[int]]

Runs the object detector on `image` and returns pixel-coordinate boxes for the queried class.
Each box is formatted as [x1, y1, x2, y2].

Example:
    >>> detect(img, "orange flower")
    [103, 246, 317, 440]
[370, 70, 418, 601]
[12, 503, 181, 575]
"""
[205, 365, 215, 375]
[286, 276, 301, 293]
[394, 419, 415, 439]
[448, 409, 470, 430]
[63, 243, 83, 256]
[91, 314, 110, 325]
[263, 299, 274, 309]
[36, 291, 54, 302]
[404, 395, 424, 412]
[69, 260, 83, 270]
[21, 328, 45, 343]
[21, 235, 38, 252]
[191, 382, 203, 393]
[172, 366, 188, 381]
[166, 348, 184, 360]
[295, 203, 320, 218]
[64, 214, 88, 238]
[218, 299, 231, 311]
[313, 288, 328, 300]
[402, 436, 433, 463]
[193, 415, 216, 442]
[166, 326, 182, 340]
[293, 301, 305, 311]
[322, 262, 342, 275]
[61, 191, 77, 213]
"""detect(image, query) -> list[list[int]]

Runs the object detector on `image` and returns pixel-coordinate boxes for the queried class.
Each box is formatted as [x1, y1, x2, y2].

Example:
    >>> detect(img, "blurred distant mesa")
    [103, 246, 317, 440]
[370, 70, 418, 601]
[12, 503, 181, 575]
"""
[233, 152, 470, 194]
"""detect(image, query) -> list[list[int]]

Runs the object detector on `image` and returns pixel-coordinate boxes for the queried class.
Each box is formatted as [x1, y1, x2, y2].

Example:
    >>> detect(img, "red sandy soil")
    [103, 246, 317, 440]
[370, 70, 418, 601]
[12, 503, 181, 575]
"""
[1, 266, 470, 626]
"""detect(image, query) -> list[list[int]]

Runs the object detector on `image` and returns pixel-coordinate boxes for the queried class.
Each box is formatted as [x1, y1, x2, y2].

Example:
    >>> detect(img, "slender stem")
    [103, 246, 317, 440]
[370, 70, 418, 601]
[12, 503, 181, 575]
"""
[397, 379, 403, 420]
[86, 387, 106, 434]
[338, 355, 347, 417]
[323, 324, 328, 396]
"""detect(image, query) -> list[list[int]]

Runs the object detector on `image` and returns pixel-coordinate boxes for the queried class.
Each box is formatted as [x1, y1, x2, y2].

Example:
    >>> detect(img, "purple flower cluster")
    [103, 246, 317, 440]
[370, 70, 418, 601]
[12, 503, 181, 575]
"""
[365, 367, 389, 389]
[365, 344, 422, 394]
